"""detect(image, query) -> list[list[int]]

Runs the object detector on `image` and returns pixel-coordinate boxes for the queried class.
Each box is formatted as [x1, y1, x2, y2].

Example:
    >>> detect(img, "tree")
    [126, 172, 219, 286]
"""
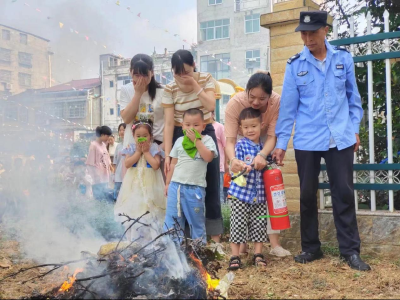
[322, 0, 400, 209]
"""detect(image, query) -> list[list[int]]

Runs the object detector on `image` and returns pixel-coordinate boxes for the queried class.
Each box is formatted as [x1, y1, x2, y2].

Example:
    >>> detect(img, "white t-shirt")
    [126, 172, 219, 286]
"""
[170, 136, 218, 188]
[119, 83, 164, 146]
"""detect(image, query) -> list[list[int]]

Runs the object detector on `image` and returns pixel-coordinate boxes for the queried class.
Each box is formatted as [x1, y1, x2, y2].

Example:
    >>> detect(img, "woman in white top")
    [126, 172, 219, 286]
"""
[120, 54, 164, 148]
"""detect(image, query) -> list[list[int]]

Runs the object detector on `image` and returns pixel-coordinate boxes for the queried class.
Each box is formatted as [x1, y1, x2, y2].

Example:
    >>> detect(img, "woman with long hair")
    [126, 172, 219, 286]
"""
[119, 54, 164, 148]
[162, 49, 224, 254]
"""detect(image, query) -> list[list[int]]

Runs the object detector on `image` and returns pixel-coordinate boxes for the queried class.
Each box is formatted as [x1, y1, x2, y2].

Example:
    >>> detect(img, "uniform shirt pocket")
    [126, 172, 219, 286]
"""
[333, 69, 346, 91]
[295, 73, 315, 97]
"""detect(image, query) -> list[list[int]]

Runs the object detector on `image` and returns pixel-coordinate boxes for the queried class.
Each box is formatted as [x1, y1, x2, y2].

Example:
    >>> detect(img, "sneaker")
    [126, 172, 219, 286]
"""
[269, 246, 292, 257]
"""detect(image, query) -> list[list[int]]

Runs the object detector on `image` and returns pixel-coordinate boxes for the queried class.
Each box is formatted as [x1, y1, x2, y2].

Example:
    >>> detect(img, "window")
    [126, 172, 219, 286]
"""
[68, 102, 86, 118]
[18, 52, 32, 68]
[245, 13, 260, 34]
[2, 30, 10, 41]
[109, 57, 118, 67]
[20, 33, 27, 45]
[110, 80, 114, 88]
[0, 48, 11, 64]
[5, 104, 18, 121]
[46, 104, 64, 118]
[110, 108, 114, 115]
[200, 53, 230, 80]
[156, 72, 173, 85]
[19, 107, 29, 123]
[117, 104, 121, 117]
[200, 19, 230, 41]
[209, 0, 222, 5]
[117, 75, 131, 85]
[0, 70, 11, 82]
[246, 49, 261, 72]
[18, 73, 31, 87]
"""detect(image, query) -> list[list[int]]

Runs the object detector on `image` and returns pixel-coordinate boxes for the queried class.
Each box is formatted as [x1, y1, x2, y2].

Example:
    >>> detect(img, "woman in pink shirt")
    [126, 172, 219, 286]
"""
[86, 126, 113, 201]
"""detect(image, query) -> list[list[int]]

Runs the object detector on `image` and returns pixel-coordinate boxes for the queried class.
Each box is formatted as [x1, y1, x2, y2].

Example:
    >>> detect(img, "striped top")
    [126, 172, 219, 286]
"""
[161, 72, 215, 125]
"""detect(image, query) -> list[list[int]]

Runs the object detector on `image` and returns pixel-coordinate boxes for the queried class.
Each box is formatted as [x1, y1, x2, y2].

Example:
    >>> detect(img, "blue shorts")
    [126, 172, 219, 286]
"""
[164, 182, 206, 244]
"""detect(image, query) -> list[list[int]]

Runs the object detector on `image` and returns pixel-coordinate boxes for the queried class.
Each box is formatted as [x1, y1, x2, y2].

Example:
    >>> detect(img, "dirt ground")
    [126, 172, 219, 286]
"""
[216, 243, 400, 299]
[1, 232, 400, 299]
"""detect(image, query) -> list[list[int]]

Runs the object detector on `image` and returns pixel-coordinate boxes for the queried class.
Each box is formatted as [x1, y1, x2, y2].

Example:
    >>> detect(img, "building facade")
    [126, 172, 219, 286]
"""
[196, 0, 272, 123]
[0, 24, 52, 99]
[0, 78, 101, 141]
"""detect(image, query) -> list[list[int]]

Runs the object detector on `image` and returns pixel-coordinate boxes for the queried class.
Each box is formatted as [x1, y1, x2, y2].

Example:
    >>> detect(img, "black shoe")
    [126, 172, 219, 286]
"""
[294, 250, 324, 264]
[341, 254, 371, 271]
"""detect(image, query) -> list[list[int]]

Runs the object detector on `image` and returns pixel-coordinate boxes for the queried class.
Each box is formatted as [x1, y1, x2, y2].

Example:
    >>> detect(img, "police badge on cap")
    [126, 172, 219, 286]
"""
[295, 11, 329, 32]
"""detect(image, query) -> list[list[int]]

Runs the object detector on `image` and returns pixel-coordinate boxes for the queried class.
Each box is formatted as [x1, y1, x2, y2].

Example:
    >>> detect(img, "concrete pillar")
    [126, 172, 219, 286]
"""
[260, 0, 330, 212]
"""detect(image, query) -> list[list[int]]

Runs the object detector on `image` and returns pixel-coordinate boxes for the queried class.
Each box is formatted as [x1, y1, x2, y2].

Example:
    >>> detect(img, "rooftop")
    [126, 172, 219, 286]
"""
[0, 24, 50, 42]
[42, 78, 101, 92]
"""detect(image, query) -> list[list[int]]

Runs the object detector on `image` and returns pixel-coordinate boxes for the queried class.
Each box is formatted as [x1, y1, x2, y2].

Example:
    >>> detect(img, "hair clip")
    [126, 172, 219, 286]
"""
[131, 124, 136, 131]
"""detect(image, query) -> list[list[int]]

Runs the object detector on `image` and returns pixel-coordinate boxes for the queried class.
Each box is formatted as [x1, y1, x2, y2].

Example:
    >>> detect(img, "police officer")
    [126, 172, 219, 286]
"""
[273, 11, 371, 271]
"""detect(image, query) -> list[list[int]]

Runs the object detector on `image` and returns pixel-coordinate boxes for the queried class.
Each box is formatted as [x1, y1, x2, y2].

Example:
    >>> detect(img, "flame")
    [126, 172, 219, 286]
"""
[59, 268, 84, 292]
[189, 253, 219, 291]
[129, 254, 138, 262]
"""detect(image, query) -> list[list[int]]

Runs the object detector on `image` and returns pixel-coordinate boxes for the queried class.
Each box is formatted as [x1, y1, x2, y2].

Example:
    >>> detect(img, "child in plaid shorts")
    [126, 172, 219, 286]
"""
[227, 108, 270, 270]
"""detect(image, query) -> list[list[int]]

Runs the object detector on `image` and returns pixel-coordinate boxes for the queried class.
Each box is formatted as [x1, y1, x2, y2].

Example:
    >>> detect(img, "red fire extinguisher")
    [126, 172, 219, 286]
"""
[263, 165, 291, 231]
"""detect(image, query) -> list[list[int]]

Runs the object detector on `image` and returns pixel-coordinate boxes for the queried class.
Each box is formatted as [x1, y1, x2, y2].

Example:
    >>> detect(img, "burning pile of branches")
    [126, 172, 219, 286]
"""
[1, 212, 229, 299]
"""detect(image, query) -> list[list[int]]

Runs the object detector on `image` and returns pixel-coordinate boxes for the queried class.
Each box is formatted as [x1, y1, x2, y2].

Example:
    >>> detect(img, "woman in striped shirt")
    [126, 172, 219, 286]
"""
[162, 50, 224, 253]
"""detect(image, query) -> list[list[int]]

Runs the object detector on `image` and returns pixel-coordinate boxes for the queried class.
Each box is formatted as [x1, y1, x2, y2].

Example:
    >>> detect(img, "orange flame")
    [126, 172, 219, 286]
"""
[129, 255, 138, 262]
[59, 268, 84, 292]
[189, 253, 219, 291]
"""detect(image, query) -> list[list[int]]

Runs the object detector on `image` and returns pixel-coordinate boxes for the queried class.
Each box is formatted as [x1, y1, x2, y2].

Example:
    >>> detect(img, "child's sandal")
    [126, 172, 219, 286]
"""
[253, 253, 267, 268]
[227, 255, 242, 271]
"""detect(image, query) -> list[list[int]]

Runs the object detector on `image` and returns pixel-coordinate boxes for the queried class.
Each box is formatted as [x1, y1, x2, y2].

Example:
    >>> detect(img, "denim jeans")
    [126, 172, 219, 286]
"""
[173, 124, 223, 236]
[92, 183, 113, 202]
[164, 182, 206, 244]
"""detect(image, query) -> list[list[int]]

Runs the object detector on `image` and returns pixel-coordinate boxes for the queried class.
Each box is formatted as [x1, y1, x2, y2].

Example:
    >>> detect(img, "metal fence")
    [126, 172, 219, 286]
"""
[318, 10, 400, 213]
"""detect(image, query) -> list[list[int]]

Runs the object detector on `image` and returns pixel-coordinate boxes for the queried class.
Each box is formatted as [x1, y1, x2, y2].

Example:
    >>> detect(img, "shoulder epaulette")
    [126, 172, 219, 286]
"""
[287, 53, 300, 64]
[335, 46, 349, 53]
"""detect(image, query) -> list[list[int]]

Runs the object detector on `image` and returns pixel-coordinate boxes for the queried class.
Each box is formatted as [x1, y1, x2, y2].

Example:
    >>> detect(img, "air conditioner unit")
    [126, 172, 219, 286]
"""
[5, 83, 12, 90]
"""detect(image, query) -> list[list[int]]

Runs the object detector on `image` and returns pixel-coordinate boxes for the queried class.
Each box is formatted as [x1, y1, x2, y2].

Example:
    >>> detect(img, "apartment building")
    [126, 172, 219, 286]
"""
[196, 0, 272, 122]
[0, 24, 52, 99]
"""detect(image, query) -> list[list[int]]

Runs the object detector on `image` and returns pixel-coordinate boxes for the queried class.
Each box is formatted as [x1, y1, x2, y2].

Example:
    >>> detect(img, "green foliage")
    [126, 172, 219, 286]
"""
[323, 0, 400, 209]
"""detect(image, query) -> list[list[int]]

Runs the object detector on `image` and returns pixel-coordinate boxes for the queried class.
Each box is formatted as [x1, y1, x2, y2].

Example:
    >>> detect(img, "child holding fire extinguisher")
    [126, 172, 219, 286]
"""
[227, 108, 270, 270]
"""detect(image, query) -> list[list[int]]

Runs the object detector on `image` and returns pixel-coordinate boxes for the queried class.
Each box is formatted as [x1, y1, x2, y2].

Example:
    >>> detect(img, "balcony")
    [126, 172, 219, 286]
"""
[234, 0, 270, 12]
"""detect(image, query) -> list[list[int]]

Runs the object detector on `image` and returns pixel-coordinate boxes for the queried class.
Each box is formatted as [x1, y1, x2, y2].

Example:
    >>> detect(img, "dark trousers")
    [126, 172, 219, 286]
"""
[295, 146, 361, 256]
[173, 124, 223, 236]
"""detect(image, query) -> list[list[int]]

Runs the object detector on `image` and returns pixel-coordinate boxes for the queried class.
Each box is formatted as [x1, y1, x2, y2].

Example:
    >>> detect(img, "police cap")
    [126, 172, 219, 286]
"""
[295, 11, 329, 32]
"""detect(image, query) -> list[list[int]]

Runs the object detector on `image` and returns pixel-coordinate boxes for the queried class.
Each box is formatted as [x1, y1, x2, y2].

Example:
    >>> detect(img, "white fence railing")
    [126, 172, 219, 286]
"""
[319, 10, 400, 214]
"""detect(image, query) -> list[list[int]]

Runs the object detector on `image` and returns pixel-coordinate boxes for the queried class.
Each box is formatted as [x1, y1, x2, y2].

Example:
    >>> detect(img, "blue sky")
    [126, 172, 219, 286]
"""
[0, 0, 197, 82]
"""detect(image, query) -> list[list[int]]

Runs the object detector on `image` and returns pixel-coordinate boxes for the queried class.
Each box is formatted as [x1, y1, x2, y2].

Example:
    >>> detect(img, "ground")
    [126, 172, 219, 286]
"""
[1, 230, 400, 299]
[216, 242, 400, 299]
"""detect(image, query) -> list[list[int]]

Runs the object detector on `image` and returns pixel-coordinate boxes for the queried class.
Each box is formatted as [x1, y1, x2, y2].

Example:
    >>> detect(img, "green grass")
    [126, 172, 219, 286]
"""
[321, 243, 341, 256]
[221, 203, 231, 233]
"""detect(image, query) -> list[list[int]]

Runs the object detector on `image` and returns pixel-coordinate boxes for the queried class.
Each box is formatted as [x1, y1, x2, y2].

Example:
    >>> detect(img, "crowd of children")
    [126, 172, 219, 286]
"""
[80, 49, 292, 271]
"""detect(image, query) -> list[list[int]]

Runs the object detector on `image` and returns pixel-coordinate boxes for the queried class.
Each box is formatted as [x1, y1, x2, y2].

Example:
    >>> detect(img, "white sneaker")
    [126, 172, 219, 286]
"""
[269, 246, 292, 257]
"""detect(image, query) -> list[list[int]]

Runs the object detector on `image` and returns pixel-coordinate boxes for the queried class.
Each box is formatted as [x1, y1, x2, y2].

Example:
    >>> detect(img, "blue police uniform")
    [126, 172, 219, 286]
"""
[275, 40, 363, 257]
[276, 40, 363, 151]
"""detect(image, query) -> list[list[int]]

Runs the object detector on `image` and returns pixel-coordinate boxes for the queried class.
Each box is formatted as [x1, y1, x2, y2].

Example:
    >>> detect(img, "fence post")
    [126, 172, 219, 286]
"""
[384, 9, 394, 212]
[349, 15, 358, 210]
[366, 11, 376, 211]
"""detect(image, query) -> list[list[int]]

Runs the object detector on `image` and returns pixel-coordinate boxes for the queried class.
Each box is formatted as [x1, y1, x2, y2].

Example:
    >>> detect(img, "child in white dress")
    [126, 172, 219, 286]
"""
[114, 120, 166, 241]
